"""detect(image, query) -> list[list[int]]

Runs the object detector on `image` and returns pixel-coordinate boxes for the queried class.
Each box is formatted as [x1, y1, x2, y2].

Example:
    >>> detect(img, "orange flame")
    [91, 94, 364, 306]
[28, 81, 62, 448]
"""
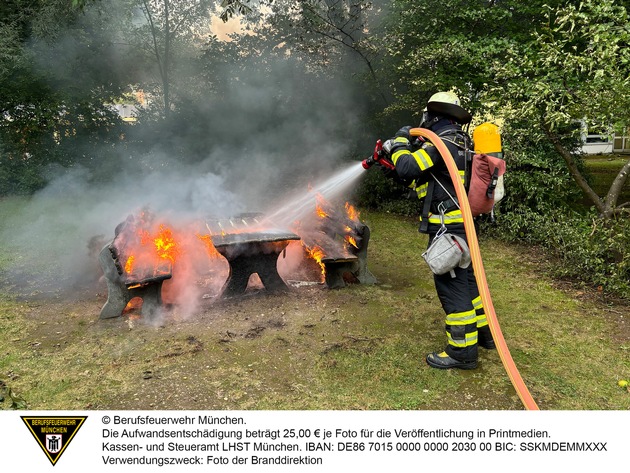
[345, 202, 360, 221]
[154, 225, 179, 263]
[345, 235, 358, 248]
[124, 255, 135, 274]
[197, 233, 221, 258]
[124, 298, 143, 311]
[304, 244, 326, 280]
[315, 204, 328, 219]
[122, 223, 179, 278]
[315, 193, 332, 216]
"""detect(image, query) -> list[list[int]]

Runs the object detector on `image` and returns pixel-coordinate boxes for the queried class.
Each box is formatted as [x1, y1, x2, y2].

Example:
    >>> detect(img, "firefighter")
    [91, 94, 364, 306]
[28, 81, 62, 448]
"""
[381, 91, 495, 370]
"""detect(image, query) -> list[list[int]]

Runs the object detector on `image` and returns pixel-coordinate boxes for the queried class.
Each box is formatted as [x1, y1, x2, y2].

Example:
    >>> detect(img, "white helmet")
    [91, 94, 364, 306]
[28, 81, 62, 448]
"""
[426, 91, 472, 124]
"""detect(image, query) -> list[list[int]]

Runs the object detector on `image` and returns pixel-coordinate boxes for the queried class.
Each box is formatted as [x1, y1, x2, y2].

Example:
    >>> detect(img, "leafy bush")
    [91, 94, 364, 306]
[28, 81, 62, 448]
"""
[0, 156, 47, 195]
[487, 121, 629, 299]
[488, 208, 630, 299]
[498, 119, 584, 214]
[354, 166, 421, 217]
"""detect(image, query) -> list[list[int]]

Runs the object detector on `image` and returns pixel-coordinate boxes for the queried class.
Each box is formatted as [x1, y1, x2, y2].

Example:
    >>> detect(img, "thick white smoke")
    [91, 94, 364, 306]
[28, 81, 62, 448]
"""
[0, 1, 370, 319]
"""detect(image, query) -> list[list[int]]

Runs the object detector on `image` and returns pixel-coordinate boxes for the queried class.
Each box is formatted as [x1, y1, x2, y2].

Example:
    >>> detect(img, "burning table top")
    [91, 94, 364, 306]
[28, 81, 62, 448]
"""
[203, 215, 302, 297]
[205, 216, 300, 256]
[210, 231, 300, 249]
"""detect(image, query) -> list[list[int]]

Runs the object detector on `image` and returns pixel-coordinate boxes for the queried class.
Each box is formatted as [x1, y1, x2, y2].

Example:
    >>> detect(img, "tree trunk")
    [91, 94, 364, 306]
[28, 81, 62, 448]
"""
[604, 159, 630, 218]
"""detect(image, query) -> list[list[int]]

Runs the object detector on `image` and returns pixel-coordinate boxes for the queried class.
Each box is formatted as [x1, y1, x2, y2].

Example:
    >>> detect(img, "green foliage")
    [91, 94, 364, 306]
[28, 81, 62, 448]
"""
[484, 0, 630, 216]
[0, 155, 47, 195]
[477, 119, 630, 299]
[353, 167, 420, 217]
[489, 207, 630, 299]
[0, 94, 126, 194]
[72, 0, 90, 8]
[497, 119, 584, 215]
[0, 0, 134, 195]
[485, 122, 629, 299]
[218, 0, 254, 22]
[491, 0, 630, 131]
[379, 0, 566, 120]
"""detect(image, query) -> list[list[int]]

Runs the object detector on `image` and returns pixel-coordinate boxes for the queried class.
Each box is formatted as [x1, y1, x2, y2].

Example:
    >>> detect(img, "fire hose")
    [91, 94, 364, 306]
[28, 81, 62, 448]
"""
[410, 127, 539, 410]
[365, 128, 539, 410]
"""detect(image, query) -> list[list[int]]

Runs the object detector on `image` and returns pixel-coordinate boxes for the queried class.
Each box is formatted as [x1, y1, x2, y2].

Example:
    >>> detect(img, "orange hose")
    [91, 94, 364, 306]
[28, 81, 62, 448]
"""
[410, 127, 539, 410]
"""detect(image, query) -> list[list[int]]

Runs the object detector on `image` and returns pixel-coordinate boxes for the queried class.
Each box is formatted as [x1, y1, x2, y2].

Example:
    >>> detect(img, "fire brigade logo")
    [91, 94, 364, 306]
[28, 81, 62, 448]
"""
[21, 416, 87, 466]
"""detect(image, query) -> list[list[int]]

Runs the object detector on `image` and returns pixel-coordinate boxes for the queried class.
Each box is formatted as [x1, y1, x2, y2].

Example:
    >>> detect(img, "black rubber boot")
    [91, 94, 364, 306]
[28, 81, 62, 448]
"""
[478, 326, 496, 350]
[426, 351, 478, 370]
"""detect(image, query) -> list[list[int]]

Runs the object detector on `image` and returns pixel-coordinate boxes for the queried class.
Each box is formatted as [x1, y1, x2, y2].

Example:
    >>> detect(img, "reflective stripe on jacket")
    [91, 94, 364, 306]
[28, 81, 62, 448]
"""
[391, 124, 470, 233]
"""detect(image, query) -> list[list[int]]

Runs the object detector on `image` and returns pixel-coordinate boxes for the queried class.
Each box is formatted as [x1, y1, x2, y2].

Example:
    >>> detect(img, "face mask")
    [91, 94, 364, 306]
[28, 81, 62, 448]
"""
[420, 111, 441, 129]
[420, 111, 430, 128]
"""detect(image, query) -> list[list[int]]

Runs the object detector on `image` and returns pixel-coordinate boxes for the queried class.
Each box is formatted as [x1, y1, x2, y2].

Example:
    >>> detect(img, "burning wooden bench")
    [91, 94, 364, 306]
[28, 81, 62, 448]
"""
[98, 246, 172, 321]
[302, 221, 376, 289]
[96, 198, 376, 320]
[98, 216, 173, 320]
[297, 199, 377, 289]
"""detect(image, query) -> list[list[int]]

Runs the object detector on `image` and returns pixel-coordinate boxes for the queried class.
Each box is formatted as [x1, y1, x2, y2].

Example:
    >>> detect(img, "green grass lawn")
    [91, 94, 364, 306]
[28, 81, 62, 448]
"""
[583, 154, 630, 204]
[1, 199, 628, 411]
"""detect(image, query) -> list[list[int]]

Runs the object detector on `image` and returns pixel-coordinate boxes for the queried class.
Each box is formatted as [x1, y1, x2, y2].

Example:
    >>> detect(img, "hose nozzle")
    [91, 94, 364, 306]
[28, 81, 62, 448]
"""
[362, 139, 395, 171]
[362, 157, 375, 169]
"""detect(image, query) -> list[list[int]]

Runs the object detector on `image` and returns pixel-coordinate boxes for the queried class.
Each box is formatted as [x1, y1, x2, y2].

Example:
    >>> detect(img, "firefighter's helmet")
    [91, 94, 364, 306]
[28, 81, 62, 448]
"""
[426, 91, 472, 124]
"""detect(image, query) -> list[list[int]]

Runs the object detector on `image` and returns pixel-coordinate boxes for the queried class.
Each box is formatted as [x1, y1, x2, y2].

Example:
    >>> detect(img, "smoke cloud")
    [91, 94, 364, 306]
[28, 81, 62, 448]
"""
[0, 1, 369, 318]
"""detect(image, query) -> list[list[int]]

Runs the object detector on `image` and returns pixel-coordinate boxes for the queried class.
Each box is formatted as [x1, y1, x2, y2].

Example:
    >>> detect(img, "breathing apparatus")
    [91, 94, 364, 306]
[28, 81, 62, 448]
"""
[473, 122, 505, 203]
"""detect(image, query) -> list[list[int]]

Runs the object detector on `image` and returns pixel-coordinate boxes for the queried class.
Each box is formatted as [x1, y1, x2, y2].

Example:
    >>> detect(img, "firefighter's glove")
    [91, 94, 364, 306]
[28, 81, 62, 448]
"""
[374, 151, 395, 172]
[381, 139, 393, 157]
[395, 125, 423, 149]
[389, 136, 411, 155]
[395, 126, 412, 141]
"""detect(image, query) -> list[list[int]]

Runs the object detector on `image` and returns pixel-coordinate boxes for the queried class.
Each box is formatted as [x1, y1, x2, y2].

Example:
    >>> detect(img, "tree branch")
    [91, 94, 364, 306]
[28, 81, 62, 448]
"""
[306, 2, 362, 48]
[142, 0, 164, 82]
[302, 2, 387, 105]
[604, 159, 630, 212]
[170, 2, 203, 37]
[541, 118, 606, 215]
[163, 0, 171, 117]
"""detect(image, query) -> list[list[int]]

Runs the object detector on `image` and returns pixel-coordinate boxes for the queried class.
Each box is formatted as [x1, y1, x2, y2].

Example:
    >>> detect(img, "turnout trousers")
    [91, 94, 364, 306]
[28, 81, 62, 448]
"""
[428, 232, 491, 362]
